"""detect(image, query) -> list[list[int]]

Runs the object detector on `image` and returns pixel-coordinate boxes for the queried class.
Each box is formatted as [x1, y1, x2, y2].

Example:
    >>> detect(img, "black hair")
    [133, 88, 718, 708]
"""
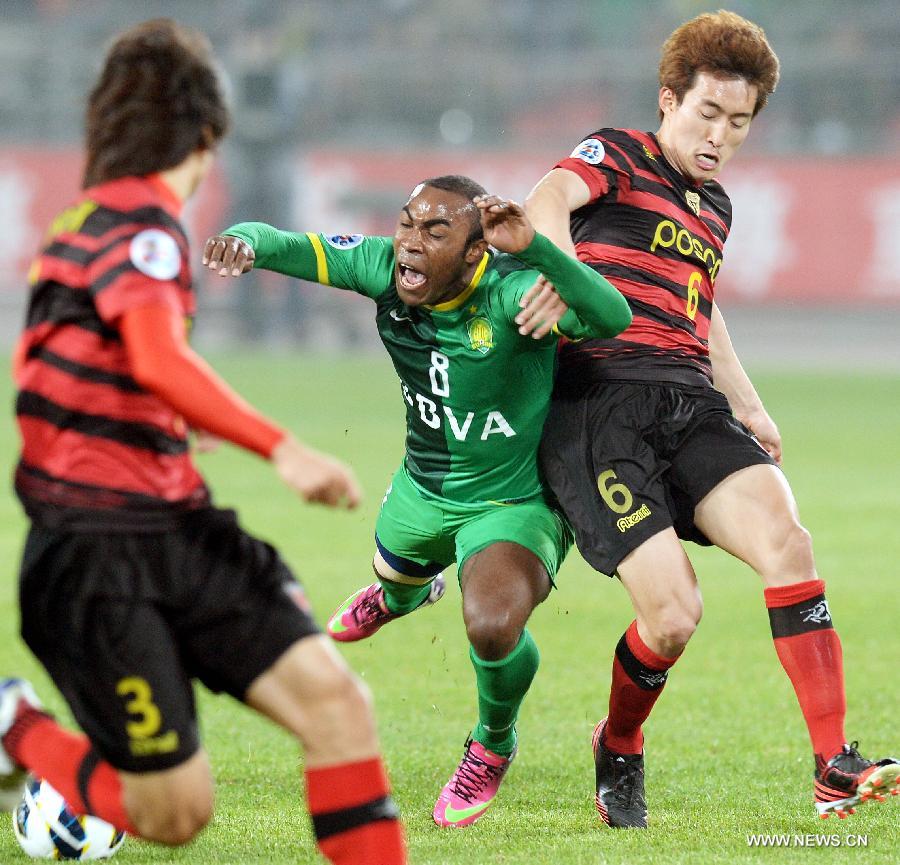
[419, 175, 487, 243]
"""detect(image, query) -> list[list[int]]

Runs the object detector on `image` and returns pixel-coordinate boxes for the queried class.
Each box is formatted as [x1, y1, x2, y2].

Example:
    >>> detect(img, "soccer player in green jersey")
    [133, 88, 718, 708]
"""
[203, 176, 631, 828]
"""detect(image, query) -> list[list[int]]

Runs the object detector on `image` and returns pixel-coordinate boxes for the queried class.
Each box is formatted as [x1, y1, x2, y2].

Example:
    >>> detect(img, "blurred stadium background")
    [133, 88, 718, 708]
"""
[1, 0, 898, 368]
[1, 4, 898, 862]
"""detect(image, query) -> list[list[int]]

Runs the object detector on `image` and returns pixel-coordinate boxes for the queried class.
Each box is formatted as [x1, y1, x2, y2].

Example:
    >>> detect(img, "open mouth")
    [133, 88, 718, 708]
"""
[397, 263, 428, 291]
[696, 152, 719, 171]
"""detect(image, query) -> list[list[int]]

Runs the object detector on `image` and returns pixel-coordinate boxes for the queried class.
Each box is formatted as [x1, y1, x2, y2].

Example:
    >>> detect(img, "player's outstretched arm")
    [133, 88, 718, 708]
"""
[518, 234, 631, 339]
[121, 304, 361, 508]
[203, 234, 255, 276]
[203, 225, 322, 282]
[475, 195, 630, 340]
[271, 436, 362, 508]
[512, 276, 568, 339]
[204, 225, 391, 300]
[474, 196, 567, 337]
[512, 168, 596, 337]
[709, 302, 782, 464]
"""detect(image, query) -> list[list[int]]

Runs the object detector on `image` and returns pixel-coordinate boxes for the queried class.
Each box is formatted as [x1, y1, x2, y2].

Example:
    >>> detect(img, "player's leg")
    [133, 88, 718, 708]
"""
[327, 466, 449, 642]
[693, 462, 899, 817]
[612, 529, 700, 749]
[178, 507, 406, 864]
[540, 383, 701, 828]
[461, 540, 551, 755]
[119, 754, 213, 844]
[0, 679, 213, 844]
[575, 529, 697, 830]
[3, 527, 215, 844]
[432, 503, 566, 828]
[245, 637, 405, 864]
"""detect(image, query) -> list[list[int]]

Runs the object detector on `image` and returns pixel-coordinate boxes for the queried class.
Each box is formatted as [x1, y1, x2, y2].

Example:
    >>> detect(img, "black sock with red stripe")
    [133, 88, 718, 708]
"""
[305, 758, 406, 864]
[765, 579, 847, 762]
[605, 621, 680, 754]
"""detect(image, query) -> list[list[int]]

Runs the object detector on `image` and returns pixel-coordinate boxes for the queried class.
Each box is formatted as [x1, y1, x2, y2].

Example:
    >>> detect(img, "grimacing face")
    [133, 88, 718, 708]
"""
[657, 70, 758, 183]
[392, 185, 485, 307]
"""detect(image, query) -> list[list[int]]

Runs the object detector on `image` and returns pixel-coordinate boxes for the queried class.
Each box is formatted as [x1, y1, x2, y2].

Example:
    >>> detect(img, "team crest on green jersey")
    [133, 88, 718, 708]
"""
[466, 317, 493, 354]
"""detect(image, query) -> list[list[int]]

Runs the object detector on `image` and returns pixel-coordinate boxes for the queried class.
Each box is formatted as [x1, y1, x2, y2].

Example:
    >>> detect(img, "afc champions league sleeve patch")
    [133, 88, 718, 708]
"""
[129, 229, 182, 280]
[324, 233, 365, 250]
[571, 138, 606, 165]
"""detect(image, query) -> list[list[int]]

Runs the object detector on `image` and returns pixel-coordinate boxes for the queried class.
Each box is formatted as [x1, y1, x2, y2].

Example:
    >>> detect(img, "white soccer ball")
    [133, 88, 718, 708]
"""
[12, 777, 126, 860]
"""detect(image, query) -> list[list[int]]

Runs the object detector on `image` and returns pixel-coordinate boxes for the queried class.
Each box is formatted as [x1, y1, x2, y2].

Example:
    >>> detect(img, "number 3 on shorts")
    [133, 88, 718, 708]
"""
[116, 676, 162, 740]
[597, 469, 634, 514]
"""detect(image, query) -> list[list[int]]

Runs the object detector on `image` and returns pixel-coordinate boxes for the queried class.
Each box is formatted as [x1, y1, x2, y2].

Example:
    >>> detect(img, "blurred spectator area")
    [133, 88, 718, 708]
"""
[0, 0, 898, 363]
[2, 0, 899, 153]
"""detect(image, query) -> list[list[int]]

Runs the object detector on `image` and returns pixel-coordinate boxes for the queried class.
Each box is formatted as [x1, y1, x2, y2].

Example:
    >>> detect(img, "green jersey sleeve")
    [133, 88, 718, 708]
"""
[509, 232, 632, 340]
[223, 222, 395, 300]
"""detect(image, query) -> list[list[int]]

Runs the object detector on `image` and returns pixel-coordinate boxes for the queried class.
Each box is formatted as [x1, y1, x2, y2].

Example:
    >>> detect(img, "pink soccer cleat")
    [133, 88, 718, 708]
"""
[433, 738, 516, 828]
[327, 575, 445, 643]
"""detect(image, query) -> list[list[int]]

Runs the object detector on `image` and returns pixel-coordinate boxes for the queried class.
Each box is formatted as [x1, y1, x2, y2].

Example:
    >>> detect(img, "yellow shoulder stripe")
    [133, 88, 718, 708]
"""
[306, 233, 330, 285]
[427, 252, 490, 312]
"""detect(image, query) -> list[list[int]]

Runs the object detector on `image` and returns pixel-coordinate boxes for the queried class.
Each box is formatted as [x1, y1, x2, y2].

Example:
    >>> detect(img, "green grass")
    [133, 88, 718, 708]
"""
[1, 354, 898, 864]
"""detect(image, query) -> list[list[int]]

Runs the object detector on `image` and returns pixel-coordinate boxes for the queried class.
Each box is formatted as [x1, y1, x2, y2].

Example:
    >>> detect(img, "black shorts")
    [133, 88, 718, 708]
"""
[19, 507, 320, 773]
[539, 381, 777, 576]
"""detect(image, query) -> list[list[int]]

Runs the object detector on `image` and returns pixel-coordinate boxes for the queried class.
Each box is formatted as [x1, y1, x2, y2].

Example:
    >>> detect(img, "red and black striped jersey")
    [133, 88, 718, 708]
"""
[15, 174, 210, 531]
[554, 128, 731, 387]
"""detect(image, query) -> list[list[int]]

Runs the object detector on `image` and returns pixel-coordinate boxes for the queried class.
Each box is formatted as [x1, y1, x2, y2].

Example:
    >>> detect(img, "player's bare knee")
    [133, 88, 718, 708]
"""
[649, 608, 699, 655]
[308, 668, 375, 741]
[465, 611, 521, 661]
[123, 754, 214, 846]
[782, 522, 815, 572]
[130, 786, 213, 846]
[339, 672, 375, 724]
[761, 520, 815, 582]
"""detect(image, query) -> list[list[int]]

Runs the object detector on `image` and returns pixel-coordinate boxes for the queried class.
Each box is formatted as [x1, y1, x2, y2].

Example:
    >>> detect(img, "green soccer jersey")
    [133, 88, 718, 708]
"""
[224, 224, 630, 503]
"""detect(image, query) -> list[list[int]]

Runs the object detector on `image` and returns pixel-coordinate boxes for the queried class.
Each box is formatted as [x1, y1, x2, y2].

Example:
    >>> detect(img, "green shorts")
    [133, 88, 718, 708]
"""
[374, 464, 573, 583]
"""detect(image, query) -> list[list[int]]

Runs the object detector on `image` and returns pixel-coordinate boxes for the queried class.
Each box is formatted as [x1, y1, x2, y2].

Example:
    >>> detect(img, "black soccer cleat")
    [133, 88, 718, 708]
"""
[591, 717, 647, 828]
[815, 742, 900, 819]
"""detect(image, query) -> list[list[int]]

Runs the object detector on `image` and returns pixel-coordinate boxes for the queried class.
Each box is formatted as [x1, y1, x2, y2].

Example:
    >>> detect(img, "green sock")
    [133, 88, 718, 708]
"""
[379, 577, 432, 614]
[470, 629, 540, 757]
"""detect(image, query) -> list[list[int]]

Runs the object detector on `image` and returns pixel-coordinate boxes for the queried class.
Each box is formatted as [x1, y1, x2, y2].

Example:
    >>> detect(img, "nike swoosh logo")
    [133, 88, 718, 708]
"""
[328, 616, 349, 634]
[442, 797, 494, 823]
[390, 310, 410, 322]
[328, 616, 347, 634]
[328, 592, 363, 634]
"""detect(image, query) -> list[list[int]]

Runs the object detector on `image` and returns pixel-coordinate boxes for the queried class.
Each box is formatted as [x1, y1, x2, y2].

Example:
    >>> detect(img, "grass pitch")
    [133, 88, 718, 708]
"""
[0, 353, 897, 864]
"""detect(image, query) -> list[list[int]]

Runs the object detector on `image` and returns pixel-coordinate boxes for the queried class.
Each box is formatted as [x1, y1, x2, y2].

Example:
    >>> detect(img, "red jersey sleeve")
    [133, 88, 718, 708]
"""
[87, 222, 190, 324]
[554, 135, 623, 204]
[120, 304, 286, 459]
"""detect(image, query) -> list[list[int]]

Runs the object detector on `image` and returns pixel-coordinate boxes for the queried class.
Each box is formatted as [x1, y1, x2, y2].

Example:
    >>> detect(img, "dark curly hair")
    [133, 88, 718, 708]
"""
[658, 10, 780, 120]
[83, 19, 230, 188]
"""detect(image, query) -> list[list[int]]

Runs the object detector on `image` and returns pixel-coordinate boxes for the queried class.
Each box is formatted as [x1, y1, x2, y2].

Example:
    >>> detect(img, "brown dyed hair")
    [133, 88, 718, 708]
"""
[83, 19, 230, 188]
[658, 10, 780, 120]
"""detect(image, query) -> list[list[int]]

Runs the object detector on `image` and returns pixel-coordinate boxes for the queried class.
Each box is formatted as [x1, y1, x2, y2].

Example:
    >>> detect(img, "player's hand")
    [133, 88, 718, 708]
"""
[193, 430, 223, 454]
[515, 275, 569, 339]
[475, 195, 535, 254]
[271, 434, 362, 509]
[736, 408, 782, 465]
[202, 235, 255, 277]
